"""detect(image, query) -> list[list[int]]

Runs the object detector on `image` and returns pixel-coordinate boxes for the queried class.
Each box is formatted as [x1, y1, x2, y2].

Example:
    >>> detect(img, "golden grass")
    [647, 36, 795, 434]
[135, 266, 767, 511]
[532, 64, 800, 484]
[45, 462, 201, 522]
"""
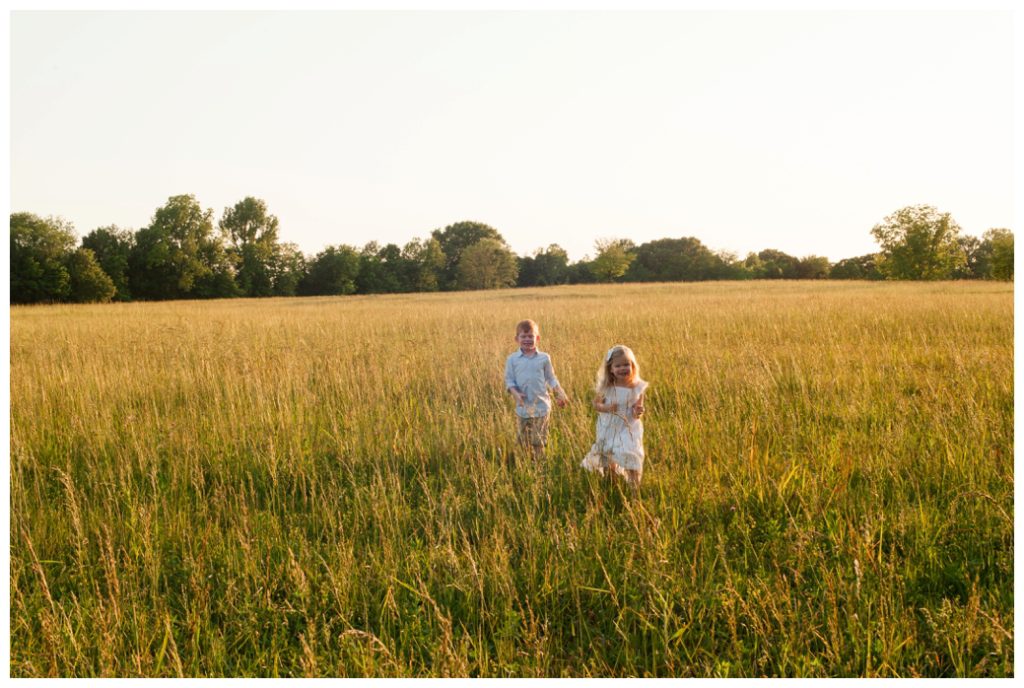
[9, 280, 1013, 676]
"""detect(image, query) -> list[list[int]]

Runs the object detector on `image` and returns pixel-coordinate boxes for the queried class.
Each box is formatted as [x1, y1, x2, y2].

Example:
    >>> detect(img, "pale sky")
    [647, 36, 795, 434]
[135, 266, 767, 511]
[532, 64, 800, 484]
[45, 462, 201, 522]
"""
[8, 8, 1016, 262]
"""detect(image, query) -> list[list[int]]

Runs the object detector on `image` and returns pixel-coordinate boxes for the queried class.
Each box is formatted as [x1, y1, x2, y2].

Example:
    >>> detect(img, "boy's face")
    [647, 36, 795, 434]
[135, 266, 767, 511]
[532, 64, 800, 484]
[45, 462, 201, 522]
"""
[515, 328, 539, 353]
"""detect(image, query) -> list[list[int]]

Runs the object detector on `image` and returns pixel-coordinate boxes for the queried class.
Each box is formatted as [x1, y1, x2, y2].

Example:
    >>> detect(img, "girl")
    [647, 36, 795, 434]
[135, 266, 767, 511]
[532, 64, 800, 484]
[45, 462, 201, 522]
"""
[581, 344, 648, 488]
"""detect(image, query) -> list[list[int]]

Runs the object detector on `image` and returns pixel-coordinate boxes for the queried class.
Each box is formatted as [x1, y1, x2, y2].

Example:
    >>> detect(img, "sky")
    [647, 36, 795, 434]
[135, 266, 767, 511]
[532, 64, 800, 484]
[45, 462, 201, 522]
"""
[7, 6, 1017, 263]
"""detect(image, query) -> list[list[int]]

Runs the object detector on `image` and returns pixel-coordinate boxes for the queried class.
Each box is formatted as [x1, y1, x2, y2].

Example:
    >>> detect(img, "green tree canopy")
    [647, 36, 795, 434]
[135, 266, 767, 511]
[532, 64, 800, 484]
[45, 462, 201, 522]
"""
[67, 248, 116, 303]
[10, 212, 76, 304]
[129, 194, 236, 300]
[566, 259, 596, 284]
[748, 249, 801, 279]
[82, 225, 135, 300]
[591, 238, 636, 282]
[298, 245, 360, 296]
[982, 228, 1013, 281]
[953, 235, 984, 279]
[220, 197, 280, 297]
[192, 236, 239, 299]
[518, 244, 570, 287]
[870, 205, 965, 280]
[793, 255, 831, 279]
[712, 250, 749, 280]
[431, 221, 507, 289]
[272, 242, 307, 296]
[401, 237, 445, 292]
[830, 253, 882, 280]
[625, 237, 725, 282]
[456, 238, 518, 290]
[356, 241, 405, 294]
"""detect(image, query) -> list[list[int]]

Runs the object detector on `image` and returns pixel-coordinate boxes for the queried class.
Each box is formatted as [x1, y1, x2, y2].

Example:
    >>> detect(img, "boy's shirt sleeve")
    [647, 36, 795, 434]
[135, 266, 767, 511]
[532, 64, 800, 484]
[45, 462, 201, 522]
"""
[544, 355, 560, 389]
[504, 354, 517, 390]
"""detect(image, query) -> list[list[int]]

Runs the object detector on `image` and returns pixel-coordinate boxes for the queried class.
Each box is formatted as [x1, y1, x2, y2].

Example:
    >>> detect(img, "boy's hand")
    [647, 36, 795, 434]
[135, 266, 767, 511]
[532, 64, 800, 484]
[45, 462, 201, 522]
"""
[511, 389, 526, 406]
[555, 391, 569, 408]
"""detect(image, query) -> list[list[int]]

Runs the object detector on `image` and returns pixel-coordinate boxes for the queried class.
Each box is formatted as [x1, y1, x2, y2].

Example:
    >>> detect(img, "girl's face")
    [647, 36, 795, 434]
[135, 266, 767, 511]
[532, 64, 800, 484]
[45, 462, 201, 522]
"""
[610, 355, 633, 383]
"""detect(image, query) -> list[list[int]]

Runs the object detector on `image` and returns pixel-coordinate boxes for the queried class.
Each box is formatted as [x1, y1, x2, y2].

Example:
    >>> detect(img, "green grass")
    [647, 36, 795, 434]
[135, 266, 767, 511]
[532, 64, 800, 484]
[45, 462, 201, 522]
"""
[9, 280, 1013, 676]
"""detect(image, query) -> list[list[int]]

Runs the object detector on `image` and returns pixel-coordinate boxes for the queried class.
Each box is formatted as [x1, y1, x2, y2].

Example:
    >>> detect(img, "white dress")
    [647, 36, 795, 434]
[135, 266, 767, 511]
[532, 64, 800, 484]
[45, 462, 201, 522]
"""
[581, 380, 648, 477]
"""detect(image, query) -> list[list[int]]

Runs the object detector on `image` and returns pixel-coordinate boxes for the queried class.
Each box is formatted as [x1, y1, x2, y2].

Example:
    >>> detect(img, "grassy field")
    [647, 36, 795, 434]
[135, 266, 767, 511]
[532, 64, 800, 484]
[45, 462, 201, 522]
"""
[9, 280, 1014, 677]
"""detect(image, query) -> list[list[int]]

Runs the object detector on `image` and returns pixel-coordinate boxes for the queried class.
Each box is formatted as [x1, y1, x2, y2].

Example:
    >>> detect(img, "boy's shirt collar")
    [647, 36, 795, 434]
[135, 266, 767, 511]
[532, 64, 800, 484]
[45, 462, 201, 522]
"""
[517, 347, 540, 357]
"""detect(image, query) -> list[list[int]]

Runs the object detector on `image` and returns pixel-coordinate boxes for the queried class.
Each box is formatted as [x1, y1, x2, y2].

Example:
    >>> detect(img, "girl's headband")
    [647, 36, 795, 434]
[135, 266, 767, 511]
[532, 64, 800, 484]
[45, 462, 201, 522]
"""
[606, 345, 629, 362]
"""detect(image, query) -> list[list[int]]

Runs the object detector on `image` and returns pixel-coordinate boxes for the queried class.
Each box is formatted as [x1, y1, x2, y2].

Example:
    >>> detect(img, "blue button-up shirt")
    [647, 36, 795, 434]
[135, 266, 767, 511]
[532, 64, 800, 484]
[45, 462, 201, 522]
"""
[504, 349, 561, 419]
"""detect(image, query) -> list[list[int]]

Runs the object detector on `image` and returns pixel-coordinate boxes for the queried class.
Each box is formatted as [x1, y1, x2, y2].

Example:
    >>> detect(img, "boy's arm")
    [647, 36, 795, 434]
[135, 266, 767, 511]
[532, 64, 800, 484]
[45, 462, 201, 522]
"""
[545, 357, 569, 407]
[504, 357, 526, 405]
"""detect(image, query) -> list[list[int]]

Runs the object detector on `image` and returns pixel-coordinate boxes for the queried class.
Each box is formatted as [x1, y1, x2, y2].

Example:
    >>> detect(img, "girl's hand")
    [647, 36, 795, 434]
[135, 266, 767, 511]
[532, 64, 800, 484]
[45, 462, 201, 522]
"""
[633, 394, 645, 418]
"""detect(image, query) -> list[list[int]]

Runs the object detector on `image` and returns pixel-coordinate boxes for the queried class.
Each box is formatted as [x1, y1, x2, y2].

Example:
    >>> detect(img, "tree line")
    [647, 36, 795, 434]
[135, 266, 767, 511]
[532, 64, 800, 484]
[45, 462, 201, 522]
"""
[9, 195, 1014, 305]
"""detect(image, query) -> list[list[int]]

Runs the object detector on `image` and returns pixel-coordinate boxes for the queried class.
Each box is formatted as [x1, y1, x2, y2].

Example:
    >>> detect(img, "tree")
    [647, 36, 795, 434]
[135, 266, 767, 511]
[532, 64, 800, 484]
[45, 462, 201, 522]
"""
[983, 228, 1014, 281]
[456, 238, 518, 290]
[401, 237, 445, 292]
[740, 252, 764, 279]
[954, 235, 984, 279]
[220, 197, 280, 297]
[566, 258, 596, 284]
[793, 255, 831, 279]
[129, 194, 237, 300]
[625, 237, 724, 282]
[82, 225, 135, 300]
[272, 242, 307, 296]
[66, 248, 116, 303]
[752, 249, 800, 279]
[298, 245, 360, 296]
[431, 221, 507, 289]
[870, 205, 965, 280]
[713, 250, 749, 280]
[10, 213, 76, 303]
[830, 254, 882, 280]
[591, 238, 636, 282]
[192, 237, 239, 299]
[518, 244, 570, 287]
[356, 241, 404, 294]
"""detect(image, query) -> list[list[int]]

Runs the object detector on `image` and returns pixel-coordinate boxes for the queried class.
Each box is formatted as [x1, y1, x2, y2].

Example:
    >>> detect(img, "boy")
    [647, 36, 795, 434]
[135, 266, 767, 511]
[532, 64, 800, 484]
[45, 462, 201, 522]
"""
[504, 319, 569, 461]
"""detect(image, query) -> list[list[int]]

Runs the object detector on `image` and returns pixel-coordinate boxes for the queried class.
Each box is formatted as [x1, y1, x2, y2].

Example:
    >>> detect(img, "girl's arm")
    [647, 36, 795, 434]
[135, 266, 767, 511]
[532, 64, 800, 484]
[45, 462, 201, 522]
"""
[632, 392, 645, 418]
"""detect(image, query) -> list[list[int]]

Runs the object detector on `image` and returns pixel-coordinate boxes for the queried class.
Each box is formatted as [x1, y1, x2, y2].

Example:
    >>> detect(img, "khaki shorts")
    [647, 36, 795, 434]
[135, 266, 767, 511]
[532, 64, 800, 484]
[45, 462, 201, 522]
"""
[516, 415, 550, 448]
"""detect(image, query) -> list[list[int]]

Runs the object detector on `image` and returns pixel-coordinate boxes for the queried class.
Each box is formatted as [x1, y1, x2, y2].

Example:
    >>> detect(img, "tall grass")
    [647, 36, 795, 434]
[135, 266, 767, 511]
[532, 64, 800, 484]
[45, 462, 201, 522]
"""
[9, 281, 1013, 676]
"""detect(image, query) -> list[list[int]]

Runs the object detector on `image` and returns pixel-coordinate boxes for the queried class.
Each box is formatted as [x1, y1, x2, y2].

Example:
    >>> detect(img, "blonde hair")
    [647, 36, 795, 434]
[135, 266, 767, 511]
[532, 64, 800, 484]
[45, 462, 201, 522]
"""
[516, 319, 539, 335]
[595, 344, 641, 393]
